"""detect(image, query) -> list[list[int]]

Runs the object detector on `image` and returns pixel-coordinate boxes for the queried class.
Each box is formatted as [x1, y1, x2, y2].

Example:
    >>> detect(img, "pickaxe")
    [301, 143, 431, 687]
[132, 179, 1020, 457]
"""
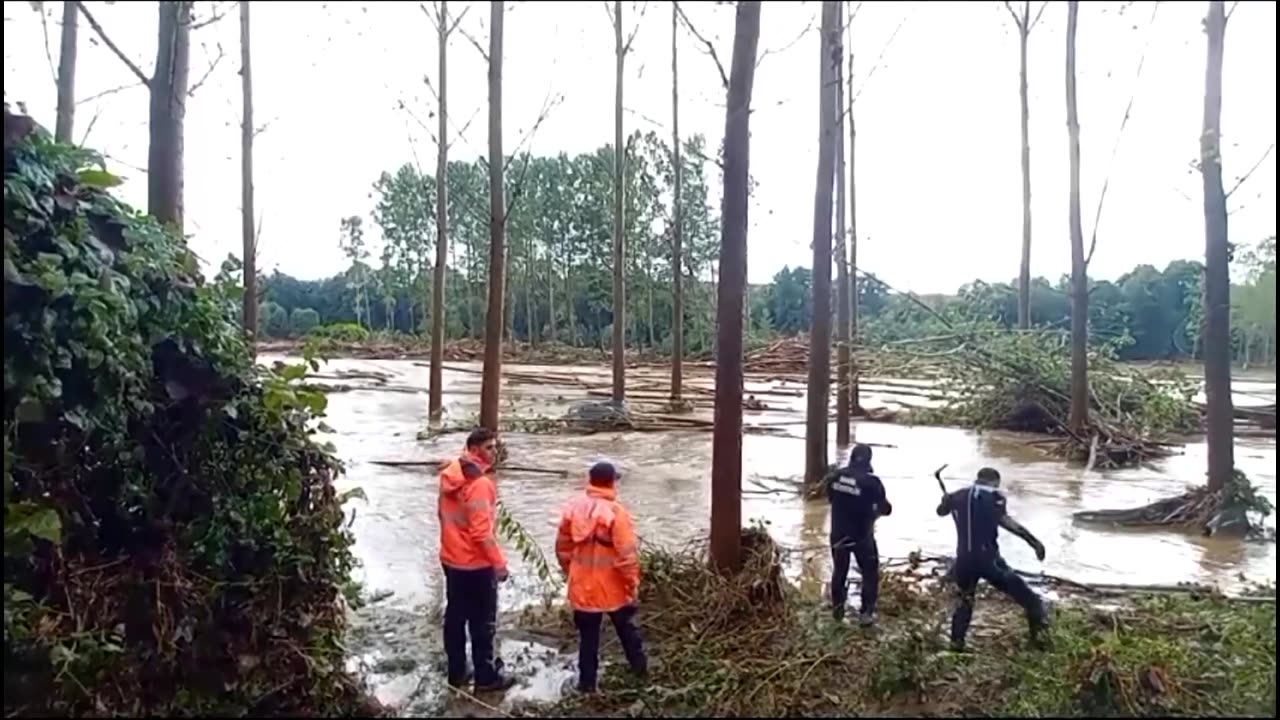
[933, 463, 949, 495]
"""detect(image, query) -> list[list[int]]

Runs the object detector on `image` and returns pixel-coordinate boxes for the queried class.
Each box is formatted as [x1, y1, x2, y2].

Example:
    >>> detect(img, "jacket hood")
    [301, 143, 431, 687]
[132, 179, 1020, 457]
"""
[440, 449, 490, 495]
[567, 484, 618, 543]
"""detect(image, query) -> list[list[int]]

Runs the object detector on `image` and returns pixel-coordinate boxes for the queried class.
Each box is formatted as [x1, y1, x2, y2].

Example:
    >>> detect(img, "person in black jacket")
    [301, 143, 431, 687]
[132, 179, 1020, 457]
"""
[826, 444, 892, 626]
[936, 467, 1049, 652]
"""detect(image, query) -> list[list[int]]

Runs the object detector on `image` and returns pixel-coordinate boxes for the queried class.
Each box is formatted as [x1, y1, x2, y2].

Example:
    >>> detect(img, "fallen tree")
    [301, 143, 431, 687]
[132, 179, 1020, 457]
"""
[1074, 469, 1274, 537]
[3, 107, 376, 716]
[910, 329, 1200, 467]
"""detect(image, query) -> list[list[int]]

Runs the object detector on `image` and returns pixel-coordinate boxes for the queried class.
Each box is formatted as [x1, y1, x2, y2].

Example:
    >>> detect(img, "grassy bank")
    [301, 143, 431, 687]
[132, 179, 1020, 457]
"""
[513, 541, 1276, 718]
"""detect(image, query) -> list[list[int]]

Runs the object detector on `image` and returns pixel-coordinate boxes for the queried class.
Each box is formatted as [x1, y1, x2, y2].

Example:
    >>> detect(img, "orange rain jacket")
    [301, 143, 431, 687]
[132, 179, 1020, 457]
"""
[438, 450, 508, 572]
[555, 484, 640, 613]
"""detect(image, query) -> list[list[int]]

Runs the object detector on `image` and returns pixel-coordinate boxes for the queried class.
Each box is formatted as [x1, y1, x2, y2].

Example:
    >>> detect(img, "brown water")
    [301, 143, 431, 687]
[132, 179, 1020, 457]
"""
[270, 356, 1276, 714]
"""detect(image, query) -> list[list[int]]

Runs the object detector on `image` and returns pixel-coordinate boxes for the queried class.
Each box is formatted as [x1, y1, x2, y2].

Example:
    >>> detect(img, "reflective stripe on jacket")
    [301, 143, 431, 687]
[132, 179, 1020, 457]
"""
[438, 450, 507, 572]
[554, 484, 640, 612]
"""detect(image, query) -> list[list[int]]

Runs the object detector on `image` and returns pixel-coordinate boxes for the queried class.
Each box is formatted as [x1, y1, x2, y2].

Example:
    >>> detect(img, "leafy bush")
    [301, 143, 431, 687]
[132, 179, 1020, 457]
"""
[290, 307, 321, 335]
[308, 322, 370, 343]
[258, 300, 289, 338]
[2, 107, 373, 716]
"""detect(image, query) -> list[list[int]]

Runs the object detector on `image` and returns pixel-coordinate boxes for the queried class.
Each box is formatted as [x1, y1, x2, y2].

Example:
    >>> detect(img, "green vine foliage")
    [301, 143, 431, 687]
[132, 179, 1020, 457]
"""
[2, 108, 375, 716]
[496, 500, 562, 592]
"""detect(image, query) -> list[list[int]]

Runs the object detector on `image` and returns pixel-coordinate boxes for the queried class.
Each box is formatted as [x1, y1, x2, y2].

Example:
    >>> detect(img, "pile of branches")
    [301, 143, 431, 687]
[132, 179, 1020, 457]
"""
[3, 108, 376, 716]
[744, 337, 812, 374]
[516, 533, 1275, 718]
[1074, 470, 1275, 536]
[912, 329, 1200, 467]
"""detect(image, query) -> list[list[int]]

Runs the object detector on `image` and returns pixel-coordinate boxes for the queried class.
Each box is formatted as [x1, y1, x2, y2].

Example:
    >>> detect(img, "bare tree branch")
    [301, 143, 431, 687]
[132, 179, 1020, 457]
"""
[35, 2, 59, 86]
[1085, 0, 1160, 267]
[848, 1, 865, 26]
[188, 1, 229, 31]
[503, 90, 562, 176]
[77, 80, 146, 105]
[757, 11, 813, 69]
[456, 18, 489, 61]
[421, 1, 470, 36]
[1002, 1, 1024, 31]
[1029, 0, 1050, 31]
[624, 105, 664, 130]
[75, 1, 151, 87]
[79, 103, 103, 145]
[447, 4, 470, 35]
[187, 41, 226, 97]
[419, 71, 481, 148]
[622, 0, 649, 56]
[252, 117, 278, 139]
[1225, 142, 1275, 199]
[851, 10, 909, 104]
[674, 3, 728, 90]
[1225, 0, 1240, 22]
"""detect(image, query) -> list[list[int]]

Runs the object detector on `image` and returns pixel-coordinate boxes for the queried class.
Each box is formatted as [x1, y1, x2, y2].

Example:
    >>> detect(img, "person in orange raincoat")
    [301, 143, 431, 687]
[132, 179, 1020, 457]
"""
[555, 461, 648, 694]
[438, 428, 514, 692]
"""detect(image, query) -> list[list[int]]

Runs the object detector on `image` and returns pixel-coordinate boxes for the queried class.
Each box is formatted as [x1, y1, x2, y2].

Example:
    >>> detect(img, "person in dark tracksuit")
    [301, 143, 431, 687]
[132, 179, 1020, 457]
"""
[826, 444, 892, 626]
[937, 467, 1049, 652]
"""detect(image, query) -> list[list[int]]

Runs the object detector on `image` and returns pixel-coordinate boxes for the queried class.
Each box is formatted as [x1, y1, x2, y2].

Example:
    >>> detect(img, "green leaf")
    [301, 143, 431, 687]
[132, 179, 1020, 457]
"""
[27, 508, 62, 544]
[280, 364, 308, 382]
[78, 169, 124, 189]
[15, 398, 45, 423]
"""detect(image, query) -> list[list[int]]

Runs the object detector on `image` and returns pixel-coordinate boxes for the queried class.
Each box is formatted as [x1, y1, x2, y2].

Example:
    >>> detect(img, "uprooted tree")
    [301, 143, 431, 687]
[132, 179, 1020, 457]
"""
[1061, 3, 1271, 537]
[3, 107, 373, 716]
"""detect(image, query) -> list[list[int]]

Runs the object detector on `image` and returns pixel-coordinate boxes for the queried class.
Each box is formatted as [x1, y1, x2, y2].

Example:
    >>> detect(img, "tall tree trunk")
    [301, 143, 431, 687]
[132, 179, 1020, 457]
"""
[834, 0, 850, 448]
[479, 0, 505, 432]
[1200, 0, 1233, 492]
[670, 1, 684, 402]
[546, 237, 556, 342]
[566, 243, 577, 346]
[646, 256, 655, 348]
[466, 243, 477, 338]
[847, 37, 860, 414]
[148, 1, 192, 231]
[429, 0, 450, 420]
[239, 0, 257, 344]
[54, 1, 78, 143]
[710, 0, 762, 574]
[525, 236, 535, 345]
[804, 1, 841, 488]
[1016, 4, 1034, 330]
[611, 0, 627, 404]
[1065, 0, 1089, 434]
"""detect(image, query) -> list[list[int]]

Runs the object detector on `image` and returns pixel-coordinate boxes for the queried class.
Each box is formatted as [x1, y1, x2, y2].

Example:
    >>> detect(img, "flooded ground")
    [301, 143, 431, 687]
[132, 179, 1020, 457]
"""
[270, 355, 1277, 715]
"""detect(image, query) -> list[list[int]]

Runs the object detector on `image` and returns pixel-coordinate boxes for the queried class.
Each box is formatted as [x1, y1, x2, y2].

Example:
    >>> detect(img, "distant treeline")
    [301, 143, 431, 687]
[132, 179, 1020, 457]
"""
[219, 132, 1274, 366]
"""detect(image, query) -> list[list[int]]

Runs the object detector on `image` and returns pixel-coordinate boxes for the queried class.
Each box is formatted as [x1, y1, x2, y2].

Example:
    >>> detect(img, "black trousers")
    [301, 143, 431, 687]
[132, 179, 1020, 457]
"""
[443, 566, 499, 685]
[573, 605, 647, 690]
[950, 555, 1047, 647]
[831, 536, 879, 615]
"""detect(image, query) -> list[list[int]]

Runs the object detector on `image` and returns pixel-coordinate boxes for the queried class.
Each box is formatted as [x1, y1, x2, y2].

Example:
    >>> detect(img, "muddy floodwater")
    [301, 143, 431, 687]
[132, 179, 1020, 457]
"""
[269, 355, 1277, 715]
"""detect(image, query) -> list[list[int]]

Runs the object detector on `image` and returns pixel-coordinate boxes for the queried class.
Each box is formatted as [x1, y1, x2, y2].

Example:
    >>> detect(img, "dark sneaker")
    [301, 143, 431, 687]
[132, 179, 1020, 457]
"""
[858, 611, 877, 628]
[575, 681, 598, 695]
[630, 664, 649, 679]
[474, 675, 517, 693]
[833, 605, 846, 622]
[948, 641, 968, 654]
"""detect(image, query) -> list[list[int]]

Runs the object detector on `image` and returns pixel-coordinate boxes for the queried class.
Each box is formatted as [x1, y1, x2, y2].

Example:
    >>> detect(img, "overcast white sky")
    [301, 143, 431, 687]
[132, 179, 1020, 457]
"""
[4, 1, 1276, 293]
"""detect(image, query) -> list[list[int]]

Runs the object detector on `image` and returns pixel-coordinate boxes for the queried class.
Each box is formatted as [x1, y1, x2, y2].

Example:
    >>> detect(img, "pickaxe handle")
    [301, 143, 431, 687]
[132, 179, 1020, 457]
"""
[933, 463, 949, 495]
